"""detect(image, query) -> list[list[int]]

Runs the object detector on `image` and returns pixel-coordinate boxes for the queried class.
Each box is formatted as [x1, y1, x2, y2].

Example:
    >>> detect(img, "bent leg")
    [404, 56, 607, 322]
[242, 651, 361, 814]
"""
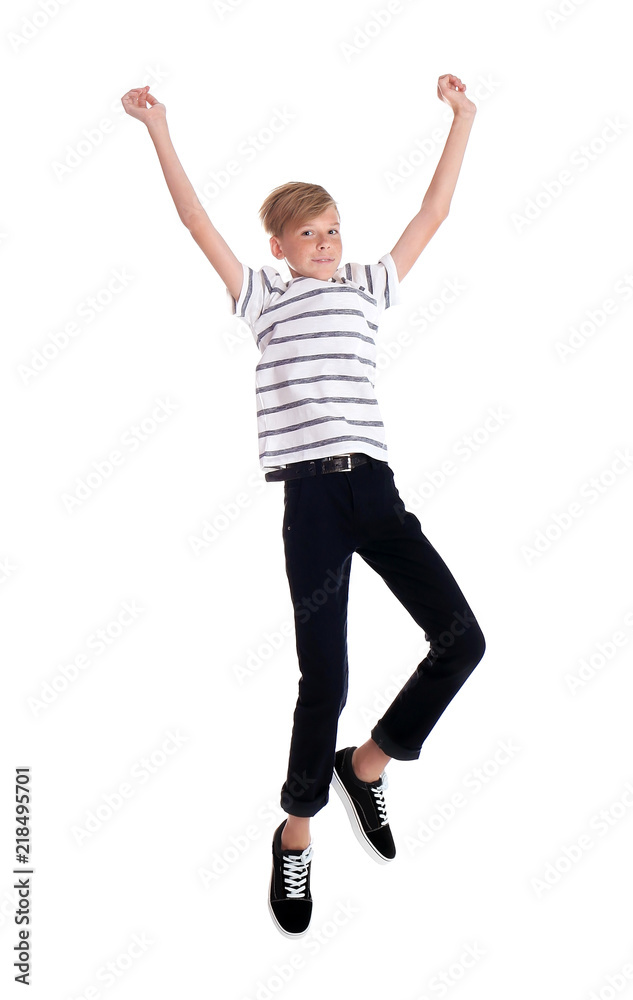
[355, 466, 486, 759]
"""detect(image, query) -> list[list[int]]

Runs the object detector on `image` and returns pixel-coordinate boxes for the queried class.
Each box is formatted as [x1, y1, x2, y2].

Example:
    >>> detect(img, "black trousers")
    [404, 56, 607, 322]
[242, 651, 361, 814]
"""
[279, 454, 486, 817]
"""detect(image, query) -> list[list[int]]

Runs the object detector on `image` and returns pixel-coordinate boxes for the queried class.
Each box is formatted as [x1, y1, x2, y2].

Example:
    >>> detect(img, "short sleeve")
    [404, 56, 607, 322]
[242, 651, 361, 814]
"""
[225, 263, 287, 337]
[342, 252, 401, 314]
[377, 252, 401, 310]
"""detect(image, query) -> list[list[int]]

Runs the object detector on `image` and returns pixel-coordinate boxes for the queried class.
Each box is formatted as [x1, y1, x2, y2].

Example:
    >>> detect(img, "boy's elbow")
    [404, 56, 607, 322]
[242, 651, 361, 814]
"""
[183, 205, 209, 231]
[423, 200, 449, 222]
[182, 209, 200, 230]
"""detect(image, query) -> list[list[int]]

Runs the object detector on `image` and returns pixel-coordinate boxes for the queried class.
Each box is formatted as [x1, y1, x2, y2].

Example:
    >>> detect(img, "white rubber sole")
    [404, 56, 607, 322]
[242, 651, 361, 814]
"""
[331, 767, 393, 865]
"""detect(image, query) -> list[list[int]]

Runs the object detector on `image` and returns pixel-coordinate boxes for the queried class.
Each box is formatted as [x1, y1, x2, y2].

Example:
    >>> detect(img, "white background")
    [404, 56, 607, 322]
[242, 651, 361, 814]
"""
[2, 0, 633, 997]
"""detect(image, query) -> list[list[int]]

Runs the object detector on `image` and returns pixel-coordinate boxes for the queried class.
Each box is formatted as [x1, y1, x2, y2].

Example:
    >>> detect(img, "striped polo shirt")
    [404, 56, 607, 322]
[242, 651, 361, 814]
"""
[227, 252, 401, 470]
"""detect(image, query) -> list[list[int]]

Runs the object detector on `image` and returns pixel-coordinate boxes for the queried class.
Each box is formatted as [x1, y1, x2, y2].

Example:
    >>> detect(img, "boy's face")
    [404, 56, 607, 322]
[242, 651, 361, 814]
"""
[270, 210, 342, 281]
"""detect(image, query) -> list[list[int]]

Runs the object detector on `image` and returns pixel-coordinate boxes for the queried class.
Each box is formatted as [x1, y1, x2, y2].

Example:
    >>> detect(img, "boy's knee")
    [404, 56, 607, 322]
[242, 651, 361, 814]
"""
[468, 623, 486, 665]
[455, 619, 485, 672]
[427, 618, 485, 674]
[299, 672, 347, 711]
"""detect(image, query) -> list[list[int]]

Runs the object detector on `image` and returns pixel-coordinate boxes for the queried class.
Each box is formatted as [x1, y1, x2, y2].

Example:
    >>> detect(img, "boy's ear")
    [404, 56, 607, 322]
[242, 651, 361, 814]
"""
[270, 235, 284, 261]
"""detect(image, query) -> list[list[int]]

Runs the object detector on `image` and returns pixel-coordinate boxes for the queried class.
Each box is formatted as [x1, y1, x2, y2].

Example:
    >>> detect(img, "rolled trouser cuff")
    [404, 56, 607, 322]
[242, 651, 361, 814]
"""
[280, 785, 330, 817]
[371, 721, 421, 761]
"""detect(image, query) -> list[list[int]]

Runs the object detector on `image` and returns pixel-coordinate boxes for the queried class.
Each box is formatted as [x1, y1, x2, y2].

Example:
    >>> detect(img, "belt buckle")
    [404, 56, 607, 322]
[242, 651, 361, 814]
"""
[331, 454, 352, 473]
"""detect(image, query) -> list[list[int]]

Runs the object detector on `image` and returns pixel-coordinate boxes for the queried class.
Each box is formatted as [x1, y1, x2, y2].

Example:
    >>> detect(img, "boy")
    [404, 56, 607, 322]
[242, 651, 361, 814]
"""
[122, 73, 486, 939]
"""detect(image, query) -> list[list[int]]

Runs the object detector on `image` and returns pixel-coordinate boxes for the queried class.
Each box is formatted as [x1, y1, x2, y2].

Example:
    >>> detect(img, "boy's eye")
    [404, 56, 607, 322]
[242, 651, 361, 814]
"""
[301, 230, 339, 236]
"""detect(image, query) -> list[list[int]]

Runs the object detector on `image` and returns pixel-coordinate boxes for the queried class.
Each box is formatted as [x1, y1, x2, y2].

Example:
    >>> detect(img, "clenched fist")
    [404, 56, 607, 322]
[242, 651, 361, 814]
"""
[121, 85, 166, 127]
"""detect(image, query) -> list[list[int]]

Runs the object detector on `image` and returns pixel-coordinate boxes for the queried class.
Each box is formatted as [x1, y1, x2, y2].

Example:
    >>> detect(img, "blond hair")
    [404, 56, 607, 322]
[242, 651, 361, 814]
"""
[258, 181, 339, 239]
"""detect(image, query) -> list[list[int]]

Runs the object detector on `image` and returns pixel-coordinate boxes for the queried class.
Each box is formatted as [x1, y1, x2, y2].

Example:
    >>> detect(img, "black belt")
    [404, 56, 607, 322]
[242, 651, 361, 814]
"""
[264, 452, 370, 482]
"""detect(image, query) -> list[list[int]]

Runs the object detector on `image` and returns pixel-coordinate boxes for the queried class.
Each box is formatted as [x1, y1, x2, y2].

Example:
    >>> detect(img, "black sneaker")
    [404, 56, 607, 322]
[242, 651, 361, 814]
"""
[268, 821, 313, 937]
[331, 746, 396, 864]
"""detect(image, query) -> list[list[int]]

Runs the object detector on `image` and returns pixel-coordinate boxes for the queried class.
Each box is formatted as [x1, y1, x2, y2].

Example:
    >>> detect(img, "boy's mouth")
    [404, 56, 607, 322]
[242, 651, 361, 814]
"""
[312, 258, 334, 263]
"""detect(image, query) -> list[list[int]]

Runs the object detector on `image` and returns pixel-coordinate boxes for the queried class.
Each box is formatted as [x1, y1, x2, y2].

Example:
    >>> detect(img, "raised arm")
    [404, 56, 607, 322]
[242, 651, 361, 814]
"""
[121, 85, 243, 302]
[390, 74, 477, 284]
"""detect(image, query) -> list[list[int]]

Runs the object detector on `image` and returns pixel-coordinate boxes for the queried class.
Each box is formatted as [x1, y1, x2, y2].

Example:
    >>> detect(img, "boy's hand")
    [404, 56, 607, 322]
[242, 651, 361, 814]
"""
[437, 74, 476, 116]
[121, 85, 166, 127]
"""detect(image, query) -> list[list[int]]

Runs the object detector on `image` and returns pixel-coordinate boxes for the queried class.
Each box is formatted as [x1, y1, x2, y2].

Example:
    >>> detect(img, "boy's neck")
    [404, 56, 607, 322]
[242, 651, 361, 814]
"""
[289, 267, 341, 282]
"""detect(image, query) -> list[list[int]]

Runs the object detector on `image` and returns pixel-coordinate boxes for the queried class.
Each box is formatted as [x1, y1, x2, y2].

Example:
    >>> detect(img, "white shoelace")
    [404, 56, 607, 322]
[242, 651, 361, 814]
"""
[283, 843, 313, 898]
[371, 771, 389, 826]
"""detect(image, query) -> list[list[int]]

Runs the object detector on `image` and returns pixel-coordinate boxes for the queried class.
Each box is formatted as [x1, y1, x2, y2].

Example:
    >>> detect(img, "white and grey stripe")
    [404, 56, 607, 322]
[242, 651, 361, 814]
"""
[227, 253, 400, 469]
